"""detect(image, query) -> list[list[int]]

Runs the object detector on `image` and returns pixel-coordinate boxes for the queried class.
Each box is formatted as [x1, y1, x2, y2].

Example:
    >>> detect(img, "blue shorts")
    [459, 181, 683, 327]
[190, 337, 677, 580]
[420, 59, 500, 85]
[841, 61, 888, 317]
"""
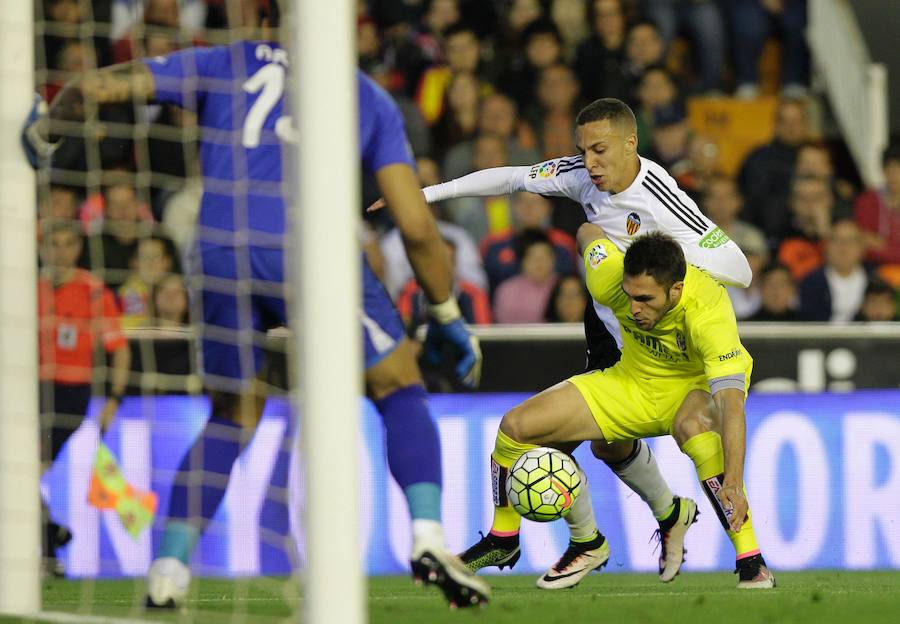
[192, 244, 288, 392]
[362, 256, 405, 369]
[192, 246, 404, 390]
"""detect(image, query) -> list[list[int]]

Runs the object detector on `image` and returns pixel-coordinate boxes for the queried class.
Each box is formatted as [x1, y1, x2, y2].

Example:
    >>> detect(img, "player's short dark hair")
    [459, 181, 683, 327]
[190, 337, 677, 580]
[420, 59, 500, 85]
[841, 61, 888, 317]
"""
[883, 143, 900, 167]
[575, 98, 637, 133]
[623, 232, 686, 290]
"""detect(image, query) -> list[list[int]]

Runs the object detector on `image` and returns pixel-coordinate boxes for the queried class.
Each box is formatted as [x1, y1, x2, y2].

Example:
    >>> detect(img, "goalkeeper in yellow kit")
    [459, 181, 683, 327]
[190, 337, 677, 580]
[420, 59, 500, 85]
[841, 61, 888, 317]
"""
[462, 222, 775, 590]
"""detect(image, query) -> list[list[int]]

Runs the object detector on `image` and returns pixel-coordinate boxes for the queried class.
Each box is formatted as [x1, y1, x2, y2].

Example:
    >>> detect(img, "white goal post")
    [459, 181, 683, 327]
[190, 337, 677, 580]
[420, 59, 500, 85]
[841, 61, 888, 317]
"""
[292, 2, 364, 624]
[0, 0, 42, 616]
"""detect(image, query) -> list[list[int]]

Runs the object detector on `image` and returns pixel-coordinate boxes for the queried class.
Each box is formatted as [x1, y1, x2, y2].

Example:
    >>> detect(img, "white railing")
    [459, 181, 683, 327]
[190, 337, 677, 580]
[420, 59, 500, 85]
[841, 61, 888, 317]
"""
[808, 0, 888, 188]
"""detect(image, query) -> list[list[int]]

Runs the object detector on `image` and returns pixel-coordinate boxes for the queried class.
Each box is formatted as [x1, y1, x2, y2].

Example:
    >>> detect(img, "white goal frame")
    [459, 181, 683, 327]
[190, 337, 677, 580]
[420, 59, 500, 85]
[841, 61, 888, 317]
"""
[0, 0, 41, 616]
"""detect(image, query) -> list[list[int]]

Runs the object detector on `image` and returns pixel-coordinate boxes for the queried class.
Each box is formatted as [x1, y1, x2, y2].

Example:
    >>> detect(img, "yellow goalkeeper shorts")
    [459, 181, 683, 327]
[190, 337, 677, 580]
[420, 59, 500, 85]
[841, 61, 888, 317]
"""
[567, 363, 710, 442]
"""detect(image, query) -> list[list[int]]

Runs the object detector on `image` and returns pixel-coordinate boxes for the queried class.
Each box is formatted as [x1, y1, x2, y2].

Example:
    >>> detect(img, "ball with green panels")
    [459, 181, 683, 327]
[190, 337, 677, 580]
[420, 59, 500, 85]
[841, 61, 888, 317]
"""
[506, 447, 581, 522]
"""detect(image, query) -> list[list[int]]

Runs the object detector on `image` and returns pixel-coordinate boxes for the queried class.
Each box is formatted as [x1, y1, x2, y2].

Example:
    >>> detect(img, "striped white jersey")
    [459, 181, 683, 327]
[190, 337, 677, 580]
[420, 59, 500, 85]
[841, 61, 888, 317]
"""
[422, 155, 751, 347]
[424, 155, 750, 288]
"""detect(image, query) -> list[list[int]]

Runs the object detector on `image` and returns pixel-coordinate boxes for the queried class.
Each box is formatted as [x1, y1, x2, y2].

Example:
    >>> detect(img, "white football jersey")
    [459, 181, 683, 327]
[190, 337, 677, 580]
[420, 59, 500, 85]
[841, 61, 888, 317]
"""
[522, 155, 749, 347]
[522, 155, 744, 274]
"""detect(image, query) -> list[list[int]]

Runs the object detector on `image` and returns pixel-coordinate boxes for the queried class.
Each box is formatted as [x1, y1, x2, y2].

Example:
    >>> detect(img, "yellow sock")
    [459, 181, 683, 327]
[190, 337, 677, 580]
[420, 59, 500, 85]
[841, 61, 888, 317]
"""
[490, 429, 538, 535]
[681, 431, 760, 559]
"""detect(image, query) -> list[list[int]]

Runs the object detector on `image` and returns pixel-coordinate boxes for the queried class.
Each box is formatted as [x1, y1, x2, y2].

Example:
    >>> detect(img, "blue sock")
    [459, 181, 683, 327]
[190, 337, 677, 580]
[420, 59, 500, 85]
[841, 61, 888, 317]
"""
[374, 384, 442, 522]
[160, 415, 243, 563]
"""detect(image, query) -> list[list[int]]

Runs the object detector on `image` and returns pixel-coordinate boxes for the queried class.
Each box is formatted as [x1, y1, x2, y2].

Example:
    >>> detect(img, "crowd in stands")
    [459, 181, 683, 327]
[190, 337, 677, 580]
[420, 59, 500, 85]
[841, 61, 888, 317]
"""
[34, 0, 900, 329]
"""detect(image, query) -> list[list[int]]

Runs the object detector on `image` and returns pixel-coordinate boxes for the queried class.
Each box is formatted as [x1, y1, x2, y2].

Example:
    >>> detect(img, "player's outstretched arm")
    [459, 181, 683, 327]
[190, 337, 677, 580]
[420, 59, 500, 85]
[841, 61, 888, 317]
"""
[367, 166, 530, 212]
[713, 387, 748, 531]
[377, 163, 482, 389]
[24, 61, 156, 162]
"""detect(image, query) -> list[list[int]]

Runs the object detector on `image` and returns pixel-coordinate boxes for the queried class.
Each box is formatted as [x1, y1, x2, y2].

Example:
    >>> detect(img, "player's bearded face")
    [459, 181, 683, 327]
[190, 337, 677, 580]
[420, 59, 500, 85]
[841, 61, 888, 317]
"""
[622, 273, 680, 330]
[576, 120, 636, 193]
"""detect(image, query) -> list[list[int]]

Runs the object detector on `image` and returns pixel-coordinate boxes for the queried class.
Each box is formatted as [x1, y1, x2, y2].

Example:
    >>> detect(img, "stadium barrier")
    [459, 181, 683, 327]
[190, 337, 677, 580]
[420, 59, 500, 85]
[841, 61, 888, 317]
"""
[45, 390, 900, 577]
[123, 324, 900, 393]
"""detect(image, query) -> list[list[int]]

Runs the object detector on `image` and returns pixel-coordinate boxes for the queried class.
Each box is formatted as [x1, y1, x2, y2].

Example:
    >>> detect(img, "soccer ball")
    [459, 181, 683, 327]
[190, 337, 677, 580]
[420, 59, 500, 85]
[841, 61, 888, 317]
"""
[506, 447, 581, 522]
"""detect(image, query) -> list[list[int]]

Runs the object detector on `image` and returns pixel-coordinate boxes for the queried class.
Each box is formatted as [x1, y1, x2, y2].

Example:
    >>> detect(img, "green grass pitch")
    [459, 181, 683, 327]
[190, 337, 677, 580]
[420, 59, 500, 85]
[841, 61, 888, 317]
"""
[4, 571, 899, 623]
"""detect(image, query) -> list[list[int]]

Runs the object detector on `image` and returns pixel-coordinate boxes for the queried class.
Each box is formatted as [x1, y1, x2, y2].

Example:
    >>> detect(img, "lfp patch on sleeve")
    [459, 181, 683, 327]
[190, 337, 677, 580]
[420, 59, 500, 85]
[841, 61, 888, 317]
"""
[588, 242, 608, 269]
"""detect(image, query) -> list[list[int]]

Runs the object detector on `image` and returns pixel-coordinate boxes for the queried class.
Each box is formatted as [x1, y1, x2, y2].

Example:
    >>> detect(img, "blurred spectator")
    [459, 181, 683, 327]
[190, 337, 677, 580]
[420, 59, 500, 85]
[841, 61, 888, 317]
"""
[118, 236, 179, 328]
[444, 134, 512, 242]
[493, 229, 560, 323]
[679, 133, 721, 199]
[798, 219, 869, 322]
[152, 272, 190, 327]
[379, 157, 488, 298]
[528, 64, 581, 159]
[416, 22, 483, 125]
[39, 185, 83, 224]
[854, 278, 899, 322]
[747, 262, 798, 321]
[624, 20, 666, 87]
[647, 101, 691, 178]
[701, 175, 768, 319]
[726, 0, 810, 98]
[364, 60, 432, 158]
[432, 72, 484, 160]
[550, 0, 590, 57]
[701, 175, 768, 260]
[37, 220, 130, 569]
[574, 0, 631, 103]
[634, 65, 681, 153]
[794, 141, 856, 204]
[544, 274, 589, 323]
[40, 0, 112, 85]
[481, 192, 578, 293]
[776, 175, 836, 281]
[110, 0, 205, 61]
[639, 0, 725, 92]
[442, 93, 540, 179]
[854, 144, 900, 266]
[499, 18, 565, 111]
[81, 181, 152, 290]
[396, 238, 492, 326]
[738, 97, 811, 240]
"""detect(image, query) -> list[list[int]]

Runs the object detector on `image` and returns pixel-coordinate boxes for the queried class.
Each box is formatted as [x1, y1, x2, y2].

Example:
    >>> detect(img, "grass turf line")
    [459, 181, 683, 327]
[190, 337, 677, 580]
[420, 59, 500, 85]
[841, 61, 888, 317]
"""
[3, 571, 898, 624]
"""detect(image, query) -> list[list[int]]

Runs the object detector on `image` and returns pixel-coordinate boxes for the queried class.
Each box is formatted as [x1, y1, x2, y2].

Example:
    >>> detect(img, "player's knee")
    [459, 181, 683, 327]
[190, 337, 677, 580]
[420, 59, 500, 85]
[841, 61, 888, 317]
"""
[499, 406, 534, 444]
[673, 410, 709, 446]
[366, 341, 422, 401]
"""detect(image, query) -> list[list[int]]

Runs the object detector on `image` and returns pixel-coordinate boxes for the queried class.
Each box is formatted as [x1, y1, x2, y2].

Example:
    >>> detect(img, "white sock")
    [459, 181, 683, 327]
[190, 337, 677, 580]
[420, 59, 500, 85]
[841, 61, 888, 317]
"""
[565, 469, 600, 543]
[412, 519, 445, 549]
[608, 440, 675, 520]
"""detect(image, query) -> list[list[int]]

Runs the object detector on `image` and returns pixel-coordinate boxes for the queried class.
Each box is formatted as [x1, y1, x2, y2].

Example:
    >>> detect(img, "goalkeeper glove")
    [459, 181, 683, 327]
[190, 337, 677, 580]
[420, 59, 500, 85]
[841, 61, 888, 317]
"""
[424, 297, 483, 389]
[21, 93, 60, 169]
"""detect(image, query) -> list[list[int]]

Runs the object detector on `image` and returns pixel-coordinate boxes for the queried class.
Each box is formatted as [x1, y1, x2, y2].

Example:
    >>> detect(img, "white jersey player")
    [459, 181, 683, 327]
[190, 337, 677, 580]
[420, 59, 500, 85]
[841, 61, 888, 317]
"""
[372, 98, 753, 588]
[419, 143, 750, 349]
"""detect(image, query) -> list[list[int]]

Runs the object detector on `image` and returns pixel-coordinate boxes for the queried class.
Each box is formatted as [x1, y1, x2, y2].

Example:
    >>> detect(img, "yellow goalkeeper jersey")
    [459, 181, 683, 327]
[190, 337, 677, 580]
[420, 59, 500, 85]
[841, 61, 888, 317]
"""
[583, 238, 752, 388]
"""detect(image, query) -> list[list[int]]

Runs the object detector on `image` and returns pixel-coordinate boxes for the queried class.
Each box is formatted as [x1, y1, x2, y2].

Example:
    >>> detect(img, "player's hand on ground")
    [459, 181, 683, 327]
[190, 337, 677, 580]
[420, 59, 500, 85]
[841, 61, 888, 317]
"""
[366, 197, 386, 213]
[424, 298, 483, 389]
[718, 481, 748, 532]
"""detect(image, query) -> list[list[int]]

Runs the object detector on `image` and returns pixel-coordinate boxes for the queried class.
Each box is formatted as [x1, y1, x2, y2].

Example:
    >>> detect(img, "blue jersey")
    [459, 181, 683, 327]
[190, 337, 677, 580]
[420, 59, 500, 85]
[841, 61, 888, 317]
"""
[145, 43, 412, 247]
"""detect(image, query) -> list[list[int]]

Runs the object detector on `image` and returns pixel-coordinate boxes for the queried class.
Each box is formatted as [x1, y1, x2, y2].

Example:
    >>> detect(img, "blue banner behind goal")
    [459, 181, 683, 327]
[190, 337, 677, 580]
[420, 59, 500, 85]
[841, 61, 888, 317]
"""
[43, 391, 900, 577]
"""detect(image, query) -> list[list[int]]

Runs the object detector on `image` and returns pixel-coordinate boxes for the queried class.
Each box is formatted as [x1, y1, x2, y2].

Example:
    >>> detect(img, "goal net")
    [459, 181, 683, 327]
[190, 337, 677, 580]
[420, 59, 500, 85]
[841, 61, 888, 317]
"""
[0, 1, 361, 622]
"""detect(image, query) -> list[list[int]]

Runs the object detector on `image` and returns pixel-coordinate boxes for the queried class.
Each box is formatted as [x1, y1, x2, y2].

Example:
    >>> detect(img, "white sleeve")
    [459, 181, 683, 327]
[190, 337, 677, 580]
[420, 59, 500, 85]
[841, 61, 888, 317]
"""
[683, 240, 753, 288]
[422, 167, 530, 203]
[520, 156, 587, 201]
[421, 155, 587, 204]
[642, 174, 752, 288]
